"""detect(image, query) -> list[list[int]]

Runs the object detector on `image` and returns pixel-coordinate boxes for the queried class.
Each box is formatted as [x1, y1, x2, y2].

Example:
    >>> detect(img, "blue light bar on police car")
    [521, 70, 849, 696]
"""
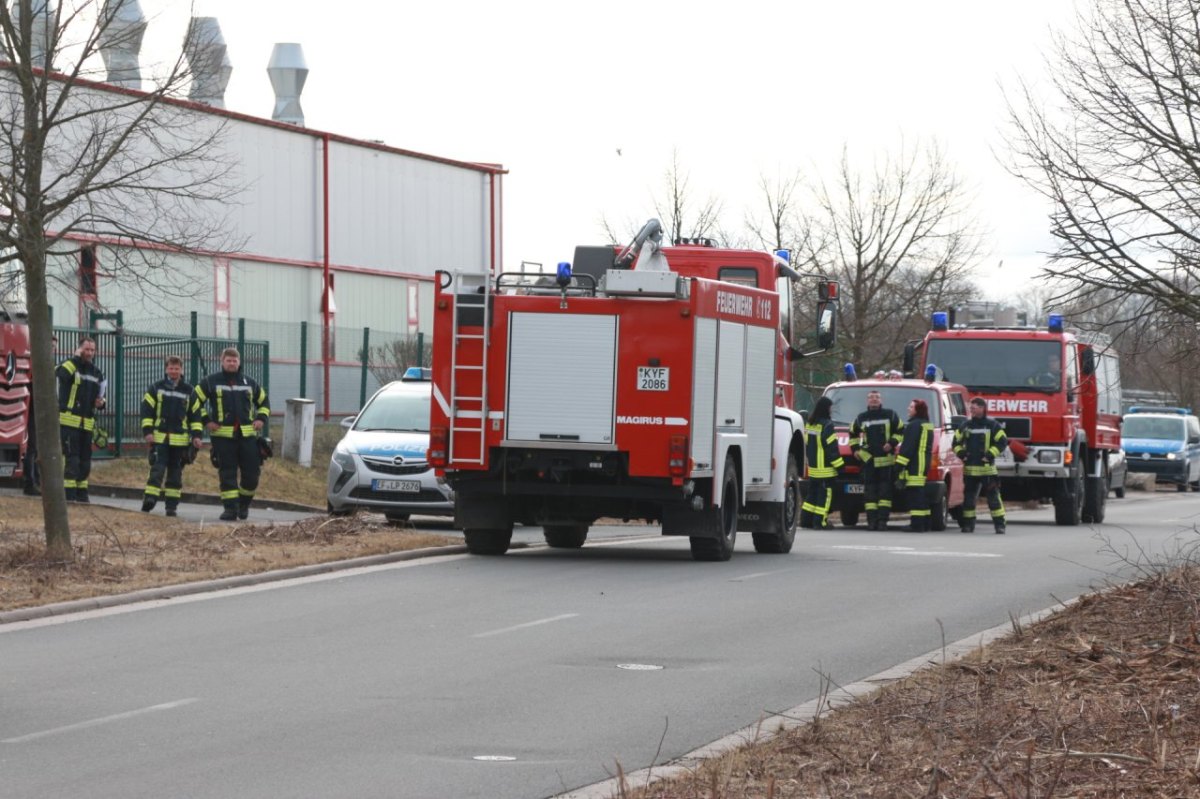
[932, 312, 948, 331]
[1048, 314, 1064, 332]
[844, 363, 857, 381]
[402, 366, 431, 381]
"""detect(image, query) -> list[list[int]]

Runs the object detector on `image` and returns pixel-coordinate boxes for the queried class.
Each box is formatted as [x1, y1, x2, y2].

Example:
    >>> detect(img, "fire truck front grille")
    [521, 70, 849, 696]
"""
[993, 417, 1031, 439]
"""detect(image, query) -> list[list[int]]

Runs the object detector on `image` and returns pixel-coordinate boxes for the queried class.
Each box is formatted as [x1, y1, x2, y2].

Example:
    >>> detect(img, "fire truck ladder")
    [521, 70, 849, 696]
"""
[448, 270, 491, 465]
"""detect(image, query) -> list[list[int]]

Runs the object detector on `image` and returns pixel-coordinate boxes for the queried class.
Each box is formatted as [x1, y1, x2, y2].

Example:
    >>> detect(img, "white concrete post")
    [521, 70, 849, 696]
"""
[283, 398, 315, 467]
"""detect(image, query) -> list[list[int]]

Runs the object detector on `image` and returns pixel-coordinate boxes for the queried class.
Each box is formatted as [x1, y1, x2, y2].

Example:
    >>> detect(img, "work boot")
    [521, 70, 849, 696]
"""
[237, 497, 251, 521]
[64, 488, 76, 502]
[960, 522, 975, 533]
[219, 504, 238, 521]
[994, 522, 1006, 535]
[141, 497, 156, 513]
[865, 513, 877, 531]
[23, 482, 39, 496]
[877, 512, 890, 530]
[165, 503, 178, 518]
[75, 490, 90, 504]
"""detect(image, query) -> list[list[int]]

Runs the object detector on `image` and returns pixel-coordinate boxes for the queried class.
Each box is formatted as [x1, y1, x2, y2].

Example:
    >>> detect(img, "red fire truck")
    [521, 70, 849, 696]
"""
[428, 220, 837, 560]
[904, 311, 1121, 525]
[0, 280, 32, 485]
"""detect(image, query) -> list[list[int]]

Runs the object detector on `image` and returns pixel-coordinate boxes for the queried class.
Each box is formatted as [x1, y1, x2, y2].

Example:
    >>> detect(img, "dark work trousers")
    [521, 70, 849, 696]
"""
[904, 480, 930, 531]
[212, 434, 261, 511]
[61, 425, 94, 500]
[800, 477, 835, 529]
[960, 475, 1005, 532]
[862, 461, 894, 527]
[144, 444, 187, 510]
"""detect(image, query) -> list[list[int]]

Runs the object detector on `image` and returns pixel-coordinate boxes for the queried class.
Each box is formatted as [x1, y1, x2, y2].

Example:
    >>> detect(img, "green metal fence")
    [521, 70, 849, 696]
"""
[54, 312, 269, 457]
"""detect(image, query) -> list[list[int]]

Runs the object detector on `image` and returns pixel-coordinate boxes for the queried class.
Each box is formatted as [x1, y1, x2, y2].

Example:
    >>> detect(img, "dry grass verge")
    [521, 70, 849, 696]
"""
[0, 498, 457, 612]
[621, 561, 1200, 798]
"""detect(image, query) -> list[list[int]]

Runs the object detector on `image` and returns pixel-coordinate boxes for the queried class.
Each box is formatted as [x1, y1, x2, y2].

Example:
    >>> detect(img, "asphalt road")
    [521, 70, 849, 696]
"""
[3, 491, 1198, 799]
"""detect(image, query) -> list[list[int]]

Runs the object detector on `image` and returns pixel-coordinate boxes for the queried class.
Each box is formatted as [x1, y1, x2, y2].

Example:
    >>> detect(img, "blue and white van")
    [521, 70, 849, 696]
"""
[1122, 407, 1200, 491]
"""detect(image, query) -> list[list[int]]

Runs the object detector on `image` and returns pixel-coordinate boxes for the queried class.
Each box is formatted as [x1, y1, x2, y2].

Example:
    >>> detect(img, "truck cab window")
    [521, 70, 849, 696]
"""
[718, 267, 757, 287]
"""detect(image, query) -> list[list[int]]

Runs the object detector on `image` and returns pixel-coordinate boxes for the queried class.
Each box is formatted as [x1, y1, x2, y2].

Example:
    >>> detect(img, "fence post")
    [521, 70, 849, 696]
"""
[263, 340, 271, 438]
[113, 310, 124, 456]
[190, 311, 199, 384]
[237, 318, 245, 355]
[299, 320, 308, 399]
[359, 327, 370, 409]
[417, 332, 424, 367]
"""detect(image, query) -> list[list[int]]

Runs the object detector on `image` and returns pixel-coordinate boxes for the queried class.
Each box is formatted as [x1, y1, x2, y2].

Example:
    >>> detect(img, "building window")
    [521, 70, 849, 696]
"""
[79, 246, 98, 298]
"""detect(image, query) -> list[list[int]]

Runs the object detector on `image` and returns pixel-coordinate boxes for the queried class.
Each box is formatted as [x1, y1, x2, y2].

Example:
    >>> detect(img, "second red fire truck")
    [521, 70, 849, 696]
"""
[905, 311, 1121, 525]
[428, 220, 837, 560]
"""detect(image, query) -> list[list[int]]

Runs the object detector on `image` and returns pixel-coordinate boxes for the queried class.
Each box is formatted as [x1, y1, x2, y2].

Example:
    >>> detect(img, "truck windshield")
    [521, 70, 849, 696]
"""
[823, 385, 942, 427]
[925, 339, 1061, 392]
[1123, 416, 1185, 441]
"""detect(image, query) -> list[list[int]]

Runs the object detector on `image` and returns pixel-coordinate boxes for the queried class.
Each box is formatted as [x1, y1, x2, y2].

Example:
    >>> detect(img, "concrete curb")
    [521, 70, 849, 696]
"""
[0, 544, 470, 624]
[552, 597, 1080, 799]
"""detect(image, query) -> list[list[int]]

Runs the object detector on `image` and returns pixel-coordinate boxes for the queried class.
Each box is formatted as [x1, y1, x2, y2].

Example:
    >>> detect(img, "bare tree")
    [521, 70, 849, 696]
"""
[792, 140, 984, 371]
[1005, 0, 1200, 323]
[0, 0, 241, 557]
[599, 148, 726, 246]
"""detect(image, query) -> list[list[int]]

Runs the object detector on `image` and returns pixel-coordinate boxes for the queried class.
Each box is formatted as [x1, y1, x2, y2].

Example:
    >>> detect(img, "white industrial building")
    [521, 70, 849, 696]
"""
[29, 5, 504, 418]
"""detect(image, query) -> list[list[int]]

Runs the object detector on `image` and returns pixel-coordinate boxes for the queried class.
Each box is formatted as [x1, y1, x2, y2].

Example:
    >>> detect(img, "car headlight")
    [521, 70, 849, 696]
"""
[333, 449, 357, 474]
[1036, 450, 1062, 464]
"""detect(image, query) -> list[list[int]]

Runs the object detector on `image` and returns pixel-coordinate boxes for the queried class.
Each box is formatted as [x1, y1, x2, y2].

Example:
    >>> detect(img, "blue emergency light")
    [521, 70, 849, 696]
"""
[924, 364, 938, 383]
[774, 249, 790, 263]
[932, 311, 949, 331]
[402, 366, 431, 381]
[844, 363, 857, 381]
[1048, 314, 1064, 332]
[556, 262, 572, 288]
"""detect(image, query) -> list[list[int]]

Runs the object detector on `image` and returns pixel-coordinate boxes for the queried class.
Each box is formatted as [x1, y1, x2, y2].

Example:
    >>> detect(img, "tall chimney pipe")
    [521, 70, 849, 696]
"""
[268, 43, 308, 126]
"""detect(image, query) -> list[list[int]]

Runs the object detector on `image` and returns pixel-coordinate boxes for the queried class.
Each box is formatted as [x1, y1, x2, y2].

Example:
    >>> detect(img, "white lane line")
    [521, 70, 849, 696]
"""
[3, 698, 199, 744]
[831, 545, 915, 552]
[893, 551, 1002, 559]
[729, 571, 782, 582]
[473, 613, 579, 639]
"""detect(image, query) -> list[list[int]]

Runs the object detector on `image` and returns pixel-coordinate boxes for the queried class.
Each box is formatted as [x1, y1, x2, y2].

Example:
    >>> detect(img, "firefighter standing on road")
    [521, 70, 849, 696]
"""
[850, 389, 904, 530]
[191, 348, 269, 521]
[801, 396, 844, 530]
[895, 398, 934, 531]
[140, 355, 202, 517]
[954, 397, 1009, 534]
[56, 336, 106, 503]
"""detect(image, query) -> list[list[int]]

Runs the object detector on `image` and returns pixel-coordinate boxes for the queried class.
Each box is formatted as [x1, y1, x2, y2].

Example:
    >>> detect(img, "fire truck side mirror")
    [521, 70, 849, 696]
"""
[1081, 346, 1096, 376]
[902, 341, 917, 378]
[816, 300, 837, 350]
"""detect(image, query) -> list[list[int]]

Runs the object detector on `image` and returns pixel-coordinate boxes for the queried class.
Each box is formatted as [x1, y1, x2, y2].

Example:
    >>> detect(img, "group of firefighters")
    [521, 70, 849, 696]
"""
[30, 340, 270, 522]
[801, 389, 1008, 534]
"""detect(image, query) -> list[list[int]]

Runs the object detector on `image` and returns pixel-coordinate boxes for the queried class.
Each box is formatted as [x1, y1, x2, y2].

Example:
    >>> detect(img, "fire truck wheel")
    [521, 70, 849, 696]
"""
[1054, 457, 1085, 526]
[839, 507, 860, 528]
[544, 524, 589, 548]
[464, 528, 513, 555]
[690, 460, 739, 562]
[754, 454, 799, 554]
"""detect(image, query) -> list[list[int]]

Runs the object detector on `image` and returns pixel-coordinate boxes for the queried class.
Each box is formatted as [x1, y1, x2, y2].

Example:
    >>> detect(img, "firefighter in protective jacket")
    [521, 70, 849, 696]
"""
[140, 356, 202, 516]
[849, 389, 904, 530]
[190, 348, 270, 521]
[801, 396, 844, 530]
[56, 337, 106, 502]
[895, 398, 934, 531]
[953, 397, 1008, 534]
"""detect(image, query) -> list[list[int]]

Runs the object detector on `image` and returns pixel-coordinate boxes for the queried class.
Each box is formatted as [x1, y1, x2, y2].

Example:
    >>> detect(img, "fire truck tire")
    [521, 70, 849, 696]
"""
[1081, 476, 1106, 523]
[753, 454, 799, 554]
[1054, 459, 1085, 526]
[928, 483, 948, 531]
[464, 528, 513, 555]
[544, 524, 588, 548]
[839, 508, 860, 528]
[690, 460, 739, 562]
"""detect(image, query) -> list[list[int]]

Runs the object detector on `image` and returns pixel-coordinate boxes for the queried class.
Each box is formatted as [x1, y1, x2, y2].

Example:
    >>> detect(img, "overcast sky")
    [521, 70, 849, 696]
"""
[140, 0, 1084, 300]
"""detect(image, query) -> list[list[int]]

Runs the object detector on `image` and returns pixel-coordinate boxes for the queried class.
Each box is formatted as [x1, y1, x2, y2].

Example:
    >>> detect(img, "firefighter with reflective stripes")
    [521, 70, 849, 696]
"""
[801, 396, 844, 530]
[140, 356, 202, 516]
[191, 348, 270, 521]
[954, 397, 1008, 534]
[56, 337, 106, 502]
[895, 398, 934, 531]
[850, 389, 904, 530]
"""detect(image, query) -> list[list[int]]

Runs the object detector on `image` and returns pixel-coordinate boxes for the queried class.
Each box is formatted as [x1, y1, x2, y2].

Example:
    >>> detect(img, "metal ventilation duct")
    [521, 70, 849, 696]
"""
[267, 43, 308, 126]
[98, 0, 146, 89]
[10, 0, 56, 68]
[183, 16, 232, 108]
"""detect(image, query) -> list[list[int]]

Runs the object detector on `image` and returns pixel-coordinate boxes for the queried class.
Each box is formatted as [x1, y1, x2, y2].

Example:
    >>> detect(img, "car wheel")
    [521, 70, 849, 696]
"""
[385, 512, 410, 525]
[928, 482, 948, 531]
[544, 524, 588, 548]
[327, 501, 352, 518]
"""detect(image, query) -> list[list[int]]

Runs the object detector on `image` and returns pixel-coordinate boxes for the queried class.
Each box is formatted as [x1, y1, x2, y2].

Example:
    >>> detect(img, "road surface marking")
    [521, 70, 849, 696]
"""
[892, 551, 1002, 558]
[3, 698, 199, 744]
[473, 613, 579, 638]
[831, 545, 915, 552]
[729, 571, 783, 582]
